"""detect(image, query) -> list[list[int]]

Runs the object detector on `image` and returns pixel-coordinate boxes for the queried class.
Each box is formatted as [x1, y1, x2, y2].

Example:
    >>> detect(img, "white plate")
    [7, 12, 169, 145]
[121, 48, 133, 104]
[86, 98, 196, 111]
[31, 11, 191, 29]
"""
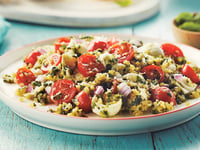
[0, 34, 199, 135]
[0, 0, 160, 27]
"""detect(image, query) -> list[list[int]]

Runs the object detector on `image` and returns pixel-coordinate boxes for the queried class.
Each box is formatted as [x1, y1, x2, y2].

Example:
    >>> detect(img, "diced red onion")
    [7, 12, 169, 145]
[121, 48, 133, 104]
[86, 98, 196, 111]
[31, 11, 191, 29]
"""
[174, 74, 184, 82]
[118, 82, 131, 97]
[45, 86, 51, 94]
[94, 86, 104, 95]
[39, 49, 46, 54]
[27, 84, 33, 93]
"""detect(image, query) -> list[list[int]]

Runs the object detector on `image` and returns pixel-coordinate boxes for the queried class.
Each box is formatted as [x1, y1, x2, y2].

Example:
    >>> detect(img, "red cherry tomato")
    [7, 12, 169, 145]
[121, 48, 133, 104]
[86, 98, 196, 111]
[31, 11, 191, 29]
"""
[181, 64, 200, 84]
[49, 53, 62, 66]
[49, 79, 76, 105]
[88, 41, 107, 52]
[109, 44, 122, 54]
[76, 91, 92, 113]
[109, 43, 134, 63]
[16, 68, 36, 86]
[161, 43, 184, 62]
[41, 53, 62, 73]
[25, 51, 42, 67]
[107, 36, 119, 47]
[77, 54, 105, 77]
[151, 86, 176, 105]
[55, 37, 71, 53]
[141, 65, 164, 83]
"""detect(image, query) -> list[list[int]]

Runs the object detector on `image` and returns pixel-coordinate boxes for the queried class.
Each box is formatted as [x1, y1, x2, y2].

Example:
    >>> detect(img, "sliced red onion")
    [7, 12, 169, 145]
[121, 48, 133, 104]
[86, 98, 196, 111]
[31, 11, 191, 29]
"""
[27, 84, 33, 93]
[39, 49, 46, 54]
[94, 86, 104, 95]
[174, 74, 197, 94]
[45, 86, 51, 94]
[174, 74, 184, 82]
[117, 82, 131, 97]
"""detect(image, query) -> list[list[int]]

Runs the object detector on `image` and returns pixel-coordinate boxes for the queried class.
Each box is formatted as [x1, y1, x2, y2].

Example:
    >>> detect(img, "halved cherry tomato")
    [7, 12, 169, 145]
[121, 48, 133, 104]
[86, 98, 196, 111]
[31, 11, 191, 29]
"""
[76, 91, 92, 113]
[49, 79, 76, 105]
[181, 64, 200, 84]
[151, 86, 176, 105]
[109, 44, 122, 54]
[109, 43, 134, 63]
[107, 36, 119, 47]
[25, 51, 42, 67]
[41, 53, 62, 73]
[141, 65, 164, 83]
[161, 43, 184, 62]
[16, 68, 36, 86]
[88, 41, 107, 52]
[77, 54, 105, 77]
[55, 37, 71, 53]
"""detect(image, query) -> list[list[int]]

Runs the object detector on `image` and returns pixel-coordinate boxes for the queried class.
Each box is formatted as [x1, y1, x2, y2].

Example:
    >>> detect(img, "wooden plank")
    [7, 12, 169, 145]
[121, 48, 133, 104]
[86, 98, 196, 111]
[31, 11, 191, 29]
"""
[0, 101, 153, 150]
[152, 115, 200, 150]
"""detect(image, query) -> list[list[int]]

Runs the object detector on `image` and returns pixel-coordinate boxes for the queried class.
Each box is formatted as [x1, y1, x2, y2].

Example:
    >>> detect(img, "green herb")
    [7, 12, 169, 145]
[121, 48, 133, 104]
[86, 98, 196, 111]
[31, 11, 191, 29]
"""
[44, 82, 52, 87]
[86, 76, 94, 82]
[109, 58, 118, 64]
[177, 57, 186, 64]
[61, 44, 66, 50]
[35, 90, 48, 104]
[106, 64, 112, 72]
[96, 95, 101, 99]
[108, 73, 114, 78]
[97, 49, 103, 53]
[175, 97, 183, 104]
[91, 101, 96, 109]
[102, 110, 108, 117]
[107, 91, 112, 102]
[133, 95, 142, 106]
[167, 92, 172, 97]
[53, 92, 63, 100]
[51, 67, 60, 76]
[3, 74, 14, 83]
[32, 81, 41, 86]
[136, 76, 143, 83]
[80, 85, 85, 90]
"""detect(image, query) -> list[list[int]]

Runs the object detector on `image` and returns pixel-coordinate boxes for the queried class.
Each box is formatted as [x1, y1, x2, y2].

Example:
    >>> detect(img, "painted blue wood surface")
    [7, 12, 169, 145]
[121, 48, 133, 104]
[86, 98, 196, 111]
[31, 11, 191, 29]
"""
[0, 0, 200, 150]
[153, 116, 200, 150]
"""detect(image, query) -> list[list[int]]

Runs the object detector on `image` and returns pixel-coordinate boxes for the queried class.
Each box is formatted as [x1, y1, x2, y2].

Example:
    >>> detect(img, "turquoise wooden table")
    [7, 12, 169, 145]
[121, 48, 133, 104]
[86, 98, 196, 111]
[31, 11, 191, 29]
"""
[0, 0, 200, 149]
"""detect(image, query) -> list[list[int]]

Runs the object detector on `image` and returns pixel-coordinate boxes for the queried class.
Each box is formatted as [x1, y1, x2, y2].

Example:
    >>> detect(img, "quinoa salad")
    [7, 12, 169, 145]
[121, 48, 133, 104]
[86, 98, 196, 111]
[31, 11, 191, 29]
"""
[3, 35, 200, 118]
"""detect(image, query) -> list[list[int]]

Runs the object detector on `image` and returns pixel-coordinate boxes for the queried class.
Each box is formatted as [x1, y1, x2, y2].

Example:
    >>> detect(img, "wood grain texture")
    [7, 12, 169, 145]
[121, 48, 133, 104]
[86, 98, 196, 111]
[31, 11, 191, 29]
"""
[152, 115, 200, 150]
[0, 102, 153, 150]
[0, 0, 200, 149]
